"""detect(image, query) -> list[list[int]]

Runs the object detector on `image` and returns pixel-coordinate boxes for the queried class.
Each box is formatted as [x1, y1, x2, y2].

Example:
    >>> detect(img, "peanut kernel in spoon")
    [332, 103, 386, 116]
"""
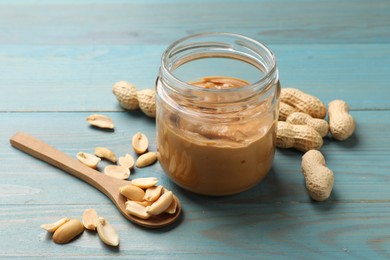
[144, 185, 163, 202]
[125, 201, 151, 220]
[147, 191, 173, 215]
[9, 132, 182, 229]
[135, 200, 153, 207]
[131, 177, 158, 189]
[119, 184, 145, 202]
[165, 196, 178, 214]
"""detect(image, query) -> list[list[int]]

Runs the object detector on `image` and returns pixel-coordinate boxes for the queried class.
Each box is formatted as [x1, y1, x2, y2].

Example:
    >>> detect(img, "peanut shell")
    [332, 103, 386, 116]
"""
[112, 81, 139, 110]
[137, 89, 156, 118]
[276, 121, 323, 152]
[281, 88, 326, 119]
[302, 150, 334, 201]
[328, 100, 355, 141]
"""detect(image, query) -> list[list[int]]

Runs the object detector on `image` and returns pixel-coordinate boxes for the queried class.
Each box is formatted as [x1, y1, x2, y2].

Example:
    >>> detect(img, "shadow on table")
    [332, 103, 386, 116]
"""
[323, 127, 359, 149]
[175, 163, 340, 219]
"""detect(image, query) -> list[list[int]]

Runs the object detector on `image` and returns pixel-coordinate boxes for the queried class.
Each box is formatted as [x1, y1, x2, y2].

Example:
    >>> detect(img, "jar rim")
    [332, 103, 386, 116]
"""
[160, 32, 278, 94]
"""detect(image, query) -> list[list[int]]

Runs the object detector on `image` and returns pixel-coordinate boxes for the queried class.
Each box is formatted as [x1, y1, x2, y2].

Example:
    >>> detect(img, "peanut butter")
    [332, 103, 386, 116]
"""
[157, 76, 277, 196]
[191, 76, 250, 89]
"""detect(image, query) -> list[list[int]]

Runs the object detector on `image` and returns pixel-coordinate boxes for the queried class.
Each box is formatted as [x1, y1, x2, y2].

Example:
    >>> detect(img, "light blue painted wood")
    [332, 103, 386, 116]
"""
[0, 110, 388, 206]
[0, 0, 280, 4]
[1, 202, 390, 258]
[0, 64, 382, 256]
[1, 0, 390, 258]
[0, 44, 389, 111]
[0, 0, 388, 45]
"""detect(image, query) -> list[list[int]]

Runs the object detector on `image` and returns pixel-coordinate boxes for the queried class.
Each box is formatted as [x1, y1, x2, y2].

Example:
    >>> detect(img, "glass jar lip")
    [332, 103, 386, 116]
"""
[160, 32, 278, 94]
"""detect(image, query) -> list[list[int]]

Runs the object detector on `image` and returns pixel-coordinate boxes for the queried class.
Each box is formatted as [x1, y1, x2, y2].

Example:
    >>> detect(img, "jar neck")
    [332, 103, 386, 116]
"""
[157, 33, 279, 112]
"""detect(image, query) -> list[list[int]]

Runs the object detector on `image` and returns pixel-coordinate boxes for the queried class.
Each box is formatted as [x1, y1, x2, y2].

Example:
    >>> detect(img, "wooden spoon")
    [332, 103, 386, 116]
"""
[10, 132, 181, 229]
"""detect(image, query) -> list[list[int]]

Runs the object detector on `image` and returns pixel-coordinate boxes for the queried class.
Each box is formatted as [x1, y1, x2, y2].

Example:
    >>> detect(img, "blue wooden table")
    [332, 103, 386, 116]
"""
[1, 0, 389, 258]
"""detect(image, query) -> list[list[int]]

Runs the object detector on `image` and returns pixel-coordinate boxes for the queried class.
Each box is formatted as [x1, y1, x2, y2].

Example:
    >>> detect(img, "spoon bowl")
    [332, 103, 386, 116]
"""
[10, 132, 181, 228]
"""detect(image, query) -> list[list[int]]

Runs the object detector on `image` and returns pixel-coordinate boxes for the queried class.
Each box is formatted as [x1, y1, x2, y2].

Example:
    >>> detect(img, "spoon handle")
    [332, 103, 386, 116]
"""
[10, 132, 123, 199]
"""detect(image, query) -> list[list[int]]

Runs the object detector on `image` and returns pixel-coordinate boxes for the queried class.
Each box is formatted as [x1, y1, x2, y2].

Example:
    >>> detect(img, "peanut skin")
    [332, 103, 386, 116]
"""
[328, 100, 355, 141]
[301, 150, 334, 201]
[276, 121, 323, 152]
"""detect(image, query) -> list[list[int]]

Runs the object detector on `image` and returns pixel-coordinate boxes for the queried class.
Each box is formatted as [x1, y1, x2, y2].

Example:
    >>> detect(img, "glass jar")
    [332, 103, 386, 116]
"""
[156, 32, 280, 196]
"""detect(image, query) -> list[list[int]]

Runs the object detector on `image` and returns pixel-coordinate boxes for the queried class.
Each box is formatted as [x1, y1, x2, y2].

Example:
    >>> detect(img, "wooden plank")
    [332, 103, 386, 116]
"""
[1, 202, 390, 258]
[0, 0, 388, 45]
[0, 44, 389, 111]
[1, 0, 388, 258]
[1, 110, 388, 206]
